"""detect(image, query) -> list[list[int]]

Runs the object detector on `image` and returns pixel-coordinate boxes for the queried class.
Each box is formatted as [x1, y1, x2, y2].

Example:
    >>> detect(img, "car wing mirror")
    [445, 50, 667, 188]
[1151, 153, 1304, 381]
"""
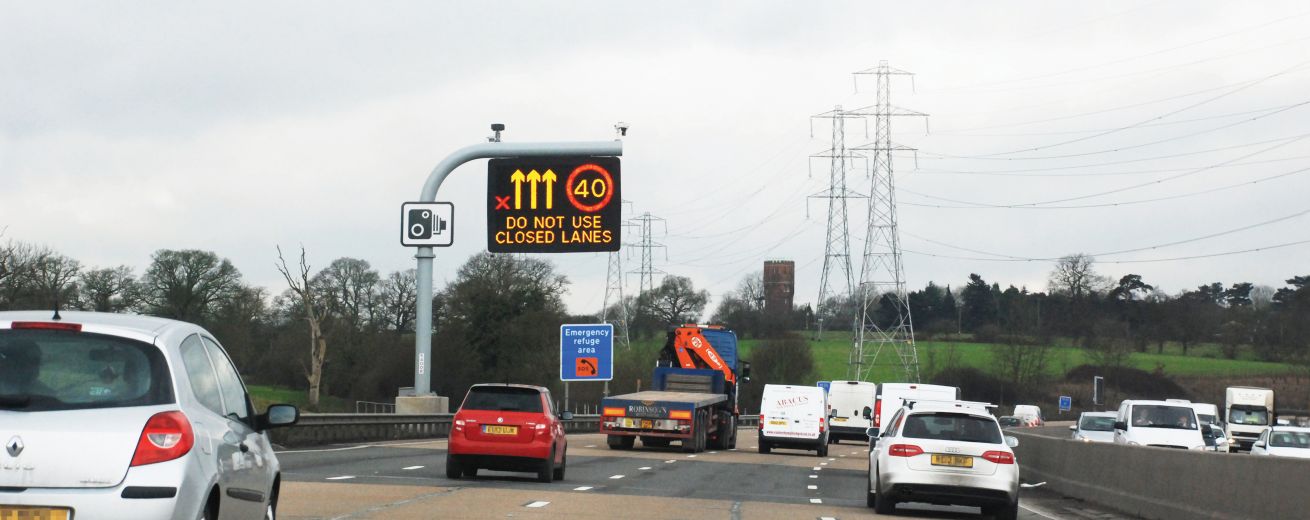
[560, 411, 575, 420]
[1068, 425, 1077, 431]
[1114, 421, 1127, 431]
[262, 404, 299, 430]
[1005, 436, 1019, 448]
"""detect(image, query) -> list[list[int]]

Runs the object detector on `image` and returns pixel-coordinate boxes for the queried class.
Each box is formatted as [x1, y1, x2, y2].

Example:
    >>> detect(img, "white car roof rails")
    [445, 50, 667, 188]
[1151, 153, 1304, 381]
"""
[904, 399, 997, 410]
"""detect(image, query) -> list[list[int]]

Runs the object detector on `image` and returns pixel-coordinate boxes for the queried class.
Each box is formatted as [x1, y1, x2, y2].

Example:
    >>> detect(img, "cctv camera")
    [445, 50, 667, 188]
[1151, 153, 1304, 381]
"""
[615, 121, 629, 137]
[491, 123, 506, 132]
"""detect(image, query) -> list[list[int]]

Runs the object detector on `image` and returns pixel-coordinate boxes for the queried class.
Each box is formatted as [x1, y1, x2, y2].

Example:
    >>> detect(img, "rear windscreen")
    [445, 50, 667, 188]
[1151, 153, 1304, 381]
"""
[1080, 416, 1116, 432]
[461, 386, 543, 413]
[0, 329, 174, 412]
[902, 413, 1003, 444]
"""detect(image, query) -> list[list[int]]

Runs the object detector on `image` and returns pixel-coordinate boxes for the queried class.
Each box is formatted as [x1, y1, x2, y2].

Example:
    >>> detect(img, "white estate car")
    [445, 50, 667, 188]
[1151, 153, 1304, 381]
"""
[867, 400, 1020, 520]
[1250, 426, 1310, 459]
[0, 311, 299, 520]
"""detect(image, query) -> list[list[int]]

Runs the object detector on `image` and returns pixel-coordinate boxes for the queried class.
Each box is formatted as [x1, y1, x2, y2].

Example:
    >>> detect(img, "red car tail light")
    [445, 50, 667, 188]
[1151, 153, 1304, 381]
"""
[983, 451, 1015, 464]
[758, 414, 764, 430]
[130, 411, 194, 467]
[10, 321, 82, 332]
[819, 417, 825, 433]
[874, 399, 882, 427]
[888, 444, 923, 457]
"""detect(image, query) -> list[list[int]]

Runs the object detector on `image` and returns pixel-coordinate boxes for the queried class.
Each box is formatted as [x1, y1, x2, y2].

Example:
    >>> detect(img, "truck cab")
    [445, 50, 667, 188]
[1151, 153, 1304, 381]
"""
[1226, 386, 1275, 452]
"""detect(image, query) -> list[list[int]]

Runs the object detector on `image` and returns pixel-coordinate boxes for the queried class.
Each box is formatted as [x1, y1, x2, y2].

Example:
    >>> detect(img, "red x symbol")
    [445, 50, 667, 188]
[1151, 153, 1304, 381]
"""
[494, 196, 511, 210]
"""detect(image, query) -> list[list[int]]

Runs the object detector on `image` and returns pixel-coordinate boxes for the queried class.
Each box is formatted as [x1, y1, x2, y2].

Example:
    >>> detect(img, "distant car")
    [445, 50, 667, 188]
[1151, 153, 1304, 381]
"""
[1250, 426, 1310, 459]
[867, 400, 1020, 520]
[1012, 405, 1044, 427]
[0, 311, 299, 520]
[998, 416, 1022, 429]
[1201, 423, 1230, 452]
[446, 384, 569, 482]
[1070, 412, 1116, 443]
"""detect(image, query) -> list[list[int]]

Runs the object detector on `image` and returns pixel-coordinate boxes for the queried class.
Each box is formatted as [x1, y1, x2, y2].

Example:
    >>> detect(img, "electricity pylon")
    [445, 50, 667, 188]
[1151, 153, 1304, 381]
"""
[808, 106, 867, 340]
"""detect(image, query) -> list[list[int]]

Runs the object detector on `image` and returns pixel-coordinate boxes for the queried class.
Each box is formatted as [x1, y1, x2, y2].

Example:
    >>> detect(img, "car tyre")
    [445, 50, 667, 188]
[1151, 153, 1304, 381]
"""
[988, 500, 1019, 520]
[553, 451, 566, 480]
[537, 449, 555, 483]
[865, 472, 876, 508]
[445, 455, 462, 479]
[873, 472, 895, 514]
[758, 440, 771, 454]
[463, 465, 478, 478]
[817, 442, 828, 457]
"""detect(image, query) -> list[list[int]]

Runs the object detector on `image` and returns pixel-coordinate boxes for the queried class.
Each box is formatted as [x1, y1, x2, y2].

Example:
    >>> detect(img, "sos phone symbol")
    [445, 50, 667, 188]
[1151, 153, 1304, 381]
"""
[400, 202, 454, 247]
[576, 357, 599, 377]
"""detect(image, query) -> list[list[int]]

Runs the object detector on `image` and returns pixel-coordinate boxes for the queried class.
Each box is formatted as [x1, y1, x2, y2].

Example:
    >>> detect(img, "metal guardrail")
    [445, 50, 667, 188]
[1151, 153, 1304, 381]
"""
[354, 400, 397, 414]
[271, 412, 758, 447]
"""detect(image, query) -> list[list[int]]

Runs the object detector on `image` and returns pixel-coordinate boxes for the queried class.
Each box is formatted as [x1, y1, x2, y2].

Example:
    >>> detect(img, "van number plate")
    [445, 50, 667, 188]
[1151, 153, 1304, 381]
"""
[930, 454, 973, 468]
[768, 420, 787, 425]
[0, 508, 70, 520]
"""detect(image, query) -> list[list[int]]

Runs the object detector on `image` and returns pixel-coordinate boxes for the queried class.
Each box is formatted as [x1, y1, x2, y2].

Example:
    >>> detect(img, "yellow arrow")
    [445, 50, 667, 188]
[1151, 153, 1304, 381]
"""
[542, 169, 557, 209]
[526, 169, 542, 209]
[510, 169, 525, 209]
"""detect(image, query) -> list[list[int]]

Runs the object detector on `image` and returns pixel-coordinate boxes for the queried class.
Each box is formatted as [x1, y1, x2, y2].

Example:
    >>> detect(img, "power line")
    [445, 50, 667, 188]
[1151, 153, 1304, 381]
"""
[933, 102, 1305, 138]
[910, 154, 1310, 178]
[903, 239, 1310, 265]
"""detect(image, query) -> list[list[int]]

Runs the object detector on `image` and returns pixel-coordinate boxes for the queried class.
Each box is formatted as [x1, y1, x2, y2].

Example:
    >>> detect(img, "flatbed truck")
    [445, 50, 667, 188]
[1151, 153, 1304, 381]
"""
[600, 325, 748, 452]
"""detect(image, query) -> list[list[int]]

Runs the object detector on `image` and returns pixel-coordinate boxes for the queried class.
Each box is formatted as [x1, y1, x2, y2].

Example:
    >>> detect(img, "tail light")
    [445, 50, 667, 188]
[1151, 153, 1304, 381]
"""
[874, 399, 882, 427]
[454, 419, 465, 432]
[759, 414, 764, 430]
[10, 321, 82, 332]
[887, 444, 923, 457]
[983, 451, 1015, 464]
[819, 417, 825, 433]
[130, 411, 194, 467]
[669, 410, 692, 420]
[603, 407, 626, 417]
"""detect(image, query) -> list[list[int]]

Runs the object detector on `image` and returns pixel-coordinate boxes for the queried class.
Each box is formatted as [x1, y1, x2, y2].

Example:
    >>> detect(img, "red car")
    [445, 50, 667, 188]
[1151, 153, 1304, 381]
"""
[446, 384, 570, 482]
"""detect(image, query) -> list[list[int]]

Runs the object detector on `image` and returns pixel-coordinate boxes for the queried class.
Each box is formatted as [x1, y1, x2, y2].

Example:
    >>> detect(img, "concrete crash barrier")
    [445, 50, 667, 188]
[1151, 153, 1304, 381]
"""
[1012, 430, 1310, 520]
[270, 413, 602, 447]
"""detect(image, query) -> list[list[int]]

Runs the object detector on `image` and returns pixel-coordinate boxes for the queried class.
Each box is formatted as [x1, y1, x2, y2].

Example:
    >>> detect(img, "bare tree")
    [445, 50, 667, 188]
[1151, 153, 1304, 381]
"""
[378, 269, 417, 333]
[1048, 253, 1108, 299]
[275, 245, 330, 410]
[31, 250, 81, 311]
[312, 258, 380, 330]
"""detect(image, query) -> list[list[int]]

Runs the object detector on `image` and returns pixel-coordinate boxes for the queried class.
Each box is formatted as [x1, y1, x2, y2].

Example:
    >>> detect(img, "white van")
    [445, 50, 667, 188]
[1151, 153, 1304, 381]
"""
[759, 384, 829, 457]
[1113, 400, 1206, 450]
[1012, 405, 1045, 427]
[826, 380, 877, 443]
[873, 383, 960, 436]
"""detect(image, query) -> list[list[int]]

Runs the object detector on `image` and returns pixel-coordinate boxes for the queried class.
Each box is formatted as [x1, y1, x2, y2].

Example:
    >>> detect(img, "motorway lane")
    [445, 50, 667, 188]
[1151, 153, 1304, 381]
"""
[274, 431, 1131, 519]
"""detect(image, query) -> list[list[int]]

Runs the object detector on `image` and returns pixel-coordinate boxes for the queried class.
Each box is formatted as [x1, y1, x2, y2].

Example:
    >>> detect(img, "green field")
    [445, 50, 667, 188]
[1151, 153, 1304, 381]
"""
[247, 384, 353, 413]
[732, 332, 1298, 383]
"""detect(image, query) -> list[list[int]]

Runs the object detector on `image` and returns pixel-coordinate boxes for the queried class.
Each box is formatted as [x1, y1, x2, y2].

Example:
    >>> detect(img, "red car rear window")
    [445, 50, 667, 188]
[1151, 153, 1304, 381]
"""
[461, 386, 543, 413]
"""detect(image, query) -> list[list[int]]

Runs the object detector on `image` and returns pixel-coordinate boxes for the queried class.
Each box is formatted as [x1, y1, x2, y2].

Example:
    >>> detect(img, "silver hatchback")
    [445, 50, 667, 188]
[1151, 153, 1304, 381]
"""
[0, 311, 298, 520]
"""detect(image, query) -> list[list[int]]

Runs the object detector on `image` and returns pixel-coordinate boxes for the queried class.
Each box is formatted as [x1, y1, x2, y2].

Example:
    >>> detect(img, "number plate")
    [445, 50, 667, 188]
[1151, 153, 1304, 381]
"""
[768, 420, 787, 425]
[0, 508, 70, 520]
[833, 417, 847, 422]
[930, 454, 974, 468]
[483, 425, 518, 435]
[641, 419, 653, 429]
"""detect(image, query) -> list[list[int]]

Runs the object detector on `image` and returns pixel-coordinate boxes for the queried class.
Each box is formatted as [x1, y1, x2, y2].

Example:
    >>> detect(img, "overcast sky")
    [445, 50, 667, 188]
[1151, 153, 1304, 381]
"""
[3, 1, 1309, 316]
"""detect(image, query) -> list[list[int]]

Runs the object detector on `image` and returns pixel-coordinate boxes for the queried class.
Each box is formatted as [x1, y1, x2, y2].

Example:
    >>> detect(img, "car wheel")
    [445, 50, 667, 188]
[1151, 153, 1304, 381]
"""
[537, 449, 555, 483]
[865, 472, 876, 508]
[817, 443, 828, 457]
[197, 491, 218, 520]
[553, 451, 566, 480]
[445, 455, 462, 479]
[758, 441, 771, 454]
[463, 465, 478, 478]
[988, 500, 1019, 520]
[873, 472, 895, 514]
[264, 485, 278, 520]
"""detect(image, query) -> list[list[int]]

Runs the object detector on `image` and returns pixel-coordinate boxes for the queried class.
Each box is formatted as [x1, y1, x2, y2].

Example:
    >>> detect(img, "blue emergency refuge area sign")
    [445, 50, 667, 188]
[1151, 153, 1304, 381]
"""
[560, 323, 613, 381]
[1059, 395, 1072, 412]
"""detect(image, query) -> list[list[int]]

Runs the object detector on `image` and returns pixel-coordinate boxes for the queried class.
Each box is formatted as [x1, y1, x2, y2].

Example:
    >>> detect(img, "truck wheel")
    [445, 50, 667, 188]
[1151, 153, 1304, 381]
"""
[727, 416, 738, 449]
[697, 412, 710, 452]
[445, 456, 462, 479]
[537, 449, 555, 483]
[608, 434, 634, 450]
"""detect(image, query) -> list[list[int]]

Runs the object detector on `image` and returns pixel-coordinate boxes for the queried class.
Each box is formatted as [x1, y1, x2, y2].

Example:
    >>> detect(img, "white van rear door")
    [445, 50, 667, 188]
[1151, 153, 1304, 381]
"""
[762, 386, 822, 440]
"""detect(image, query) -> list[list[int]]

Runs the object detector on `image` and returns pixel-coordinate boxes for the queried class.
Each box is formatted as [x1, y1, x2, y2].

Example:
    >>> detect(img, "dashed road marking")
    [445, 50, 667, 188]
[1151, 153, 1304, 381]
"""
[820, 462, 828, 466]
[809, 498, 823, 504]
[827, 458, 836, 461]
[708, 451, 718, 454]
[664, 460, 676, 464]
[525, 501, 550, 508]
[807, 485, 818, 490]
[812, 467, 821, 471]
[639, 466, 652, 470]
[819, 517, 837, 520]
[585, 445, 596, 448]
[687, 454, 697, 458]
[402, 466, 423, 470]
[326, 475, 355, 480]
[610, 475, 625, 479]
[573, 486, 593, 491]
[809, 475, 818, 479]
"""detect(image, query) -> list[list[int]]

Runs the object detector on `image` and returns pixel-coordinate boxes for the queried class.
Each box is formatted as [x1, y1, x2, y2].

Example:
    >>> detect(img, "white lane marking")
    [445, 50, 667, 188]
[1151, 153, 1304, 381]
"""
[809, 475, 818, 479]
[664, 460, 676, 464]
[402, 466, 424, 470]
[585, 445, 596, 448]
[807, 485, 818, 490]
[610, 474, 625, 479]
[838, 455, 846, 458]
[827, 458, 835, 461]
[278, 438, 447, 454]
[326, 475, 355, 480]
[687, 454, 697, 458]
[820, 462, 828, 466]
[809, 498, 823, 504]
[526, 501, 550, 508]
[820, 517, 837, 520]
[812, 466, 821, 471]
[708, 451, 718, 454]
[1019, 501, 1063, 520]
[573, 486, 594, 491]
[639, 466, 652, 470]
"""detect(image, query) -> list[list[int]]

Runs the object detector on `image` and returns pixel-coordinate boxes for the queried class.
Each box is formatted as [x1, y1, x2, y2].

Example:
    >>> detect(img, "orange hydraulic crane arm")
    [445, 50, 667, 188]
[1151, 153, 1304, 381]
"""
[669, 326, 736, 385]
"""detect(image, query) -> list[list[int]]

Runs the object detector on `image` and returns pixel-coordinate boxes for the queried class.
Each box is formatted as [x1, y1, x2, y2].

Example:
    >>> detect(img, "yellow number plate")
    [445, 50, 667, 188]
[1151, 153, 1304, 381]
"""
[930, 454, 974, 468]
[0, 508, 70, 520]
[641, 419, 653, 429]
[833, 417, 847, 422]
[483, 425, 518, 435]
[768, 420, 787, 425]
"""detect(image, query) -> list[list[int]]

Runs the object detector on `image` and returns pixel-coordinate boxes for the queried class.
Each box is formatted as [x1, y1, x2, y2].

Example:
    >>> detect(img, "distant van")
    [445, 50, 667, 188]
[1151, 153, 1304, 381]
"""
[1012, 405, 1044, 427]
[873, 383, 960, 436]
[826, 380, 877, 443]
[1113, 400, 1206, 450]
[759, 384, 829, 457]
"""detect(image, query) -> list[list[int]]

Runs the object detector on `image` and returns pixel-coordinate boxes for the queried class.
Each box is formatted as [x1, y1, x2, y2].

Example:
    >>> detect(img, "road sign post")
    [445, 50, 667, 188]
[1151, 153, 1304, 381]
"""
[1093, 376, 1105, 409]
[406, 139, 622, 405]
